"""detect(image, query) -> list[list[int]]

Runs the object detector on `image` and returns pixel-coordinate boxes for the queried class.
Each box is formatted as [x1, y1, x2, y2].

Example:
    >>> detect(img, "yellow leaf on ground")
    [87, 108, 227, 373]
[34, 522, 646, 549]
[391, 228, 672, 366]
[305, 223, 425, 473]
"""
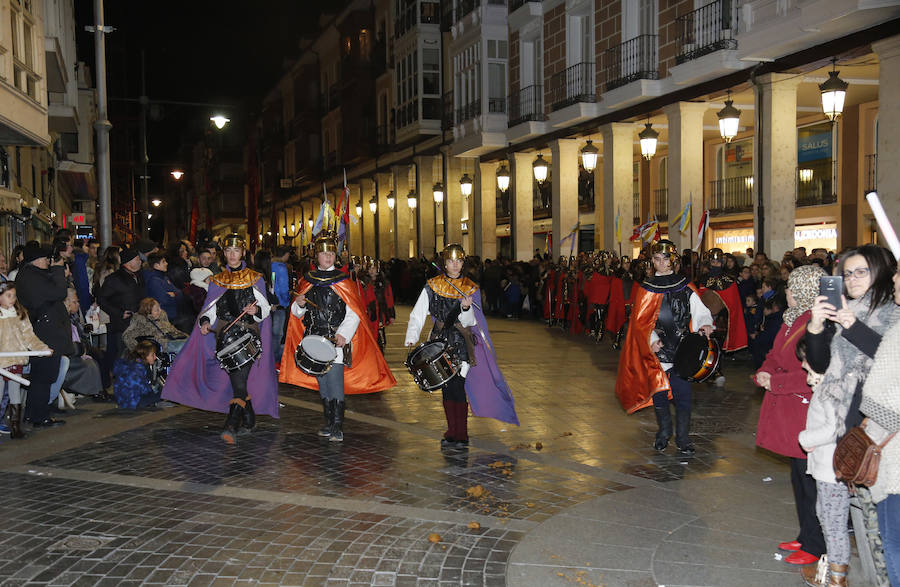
[468, 521, 481, 530]
[428, 533, 441, 543]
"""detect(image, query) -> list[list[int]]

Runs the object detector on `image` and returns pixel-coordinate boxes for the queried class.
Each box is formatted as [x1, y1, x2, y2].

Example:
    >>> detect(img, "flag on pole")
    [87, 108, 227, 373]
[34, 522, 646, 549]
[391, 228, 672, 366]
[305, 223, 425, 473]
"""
[615, 208, 622, 244]
[312, 201, 326, 236]
[695, 209, 710, 251]
[671, 201, 692, 234]
[545, 232, 551, 256]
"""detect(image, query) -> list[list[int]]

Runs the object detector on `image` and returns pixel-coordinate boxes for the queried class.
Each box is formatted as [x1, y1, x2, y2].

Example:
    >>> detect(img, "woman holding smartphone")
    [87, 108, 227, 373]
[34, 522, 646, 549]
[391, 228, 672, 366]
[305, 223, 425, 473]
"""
[799, 245, 899, 586]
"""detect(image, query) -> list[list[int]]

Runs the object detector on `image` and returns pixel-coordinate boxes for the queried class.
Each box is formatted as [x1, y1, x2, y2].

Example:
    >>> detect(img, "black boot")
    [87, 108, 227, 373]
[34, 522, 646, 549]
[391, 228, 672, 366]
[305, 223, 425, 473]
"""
[329, 401, 345, 442]
[240, 397, 256, 434]
[221, 400, 244, 445]
[653, 405, 672, 451]
[318, 398, 334, 437]
[9, 404, 25, 439]
[675, 408, 695, 455]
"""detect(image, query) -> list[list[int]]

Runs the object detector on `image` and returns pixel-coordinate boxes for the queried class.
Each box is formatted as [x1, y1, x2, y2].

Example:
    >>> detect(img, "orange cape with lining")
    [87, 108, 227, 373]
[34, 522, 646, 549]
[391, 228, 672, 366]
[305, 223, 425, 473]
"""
[614, 281, 700, 414]
[278, 276, 396, 394]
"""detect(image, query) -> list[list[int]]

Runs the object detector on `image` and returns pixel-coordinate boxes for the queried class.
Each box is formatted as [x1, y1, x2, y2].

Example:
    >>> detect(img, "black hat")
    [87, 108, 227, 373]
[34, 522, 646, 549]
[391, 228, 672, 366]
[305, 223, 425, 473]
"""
[120, 248, 140, 265]
[135, 238, 157, 254]
[23, 243, 52, 263]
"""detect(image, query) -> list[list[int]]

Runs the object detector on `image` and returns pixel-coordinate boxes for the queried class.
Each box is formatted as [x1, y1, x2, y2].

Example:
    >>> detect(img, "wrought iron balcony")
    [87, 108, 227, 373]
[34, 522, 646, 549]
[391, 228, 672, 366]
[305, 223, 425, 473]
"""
[442, 91, 454, 130]
[509, 0, 538, 11]
[455, 0, 480, 21]
[709, 175, 754, 214]
[507, 85, 544, 127]
[375, 125, 392, 154]
[797, 160, 837, 207]
[488, 97, 506, 114]
[496, 192, 511, 220]
[632, 194, 640, 226]
[676, 0, 738, 65]
[549, 62, 596, 111]
[603, 35, 658, 92]
[653, 188, 668, 221]
[865, 154, 877, 193]
[455, 99, 482, 124]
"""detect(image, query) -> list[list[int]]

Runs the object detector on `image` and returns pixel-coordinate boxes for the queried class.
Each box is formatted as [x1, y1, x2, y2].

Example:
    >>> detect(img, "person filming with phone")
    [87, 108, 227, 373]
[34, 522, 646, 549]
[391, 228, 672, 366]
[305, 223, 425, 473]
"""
[798, 245, 900, 586]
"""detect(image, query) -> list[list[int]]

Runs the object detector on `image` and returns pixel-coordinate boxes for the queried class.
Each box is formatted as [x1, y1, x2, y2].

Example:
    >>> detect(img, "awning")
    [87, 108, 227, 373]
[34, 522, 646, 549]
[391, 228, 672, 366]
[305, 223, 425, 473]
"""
[58, 168, 97, 200]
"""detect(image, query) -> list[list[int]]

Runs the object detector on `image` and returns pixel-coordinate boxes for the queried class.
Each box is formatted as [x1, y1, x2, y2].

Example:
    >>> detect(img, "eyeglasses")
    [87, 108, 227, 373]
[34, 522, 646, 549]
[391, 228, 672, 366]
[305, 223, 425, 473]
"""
[842, 267, 870, 280]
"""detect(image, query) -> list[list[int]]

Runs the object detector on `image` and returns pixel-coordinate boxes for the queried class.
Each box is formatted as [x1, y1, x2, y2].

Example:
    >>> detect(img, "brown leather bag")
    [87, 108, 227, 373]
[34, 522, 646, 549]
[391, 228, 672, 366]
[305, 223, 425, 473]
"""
[833, 419, 897, 487]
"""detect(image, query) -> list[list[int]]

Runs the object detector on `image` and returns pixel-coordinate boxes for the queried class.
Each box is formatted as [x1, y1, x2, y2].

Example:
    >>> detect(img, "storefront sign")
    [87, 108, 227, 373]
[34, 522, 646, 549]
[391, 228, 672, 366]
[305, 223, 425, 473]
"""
[710, 223, 837, 254]
[798, 132, 832, 163]
[725, 142, 752, 163]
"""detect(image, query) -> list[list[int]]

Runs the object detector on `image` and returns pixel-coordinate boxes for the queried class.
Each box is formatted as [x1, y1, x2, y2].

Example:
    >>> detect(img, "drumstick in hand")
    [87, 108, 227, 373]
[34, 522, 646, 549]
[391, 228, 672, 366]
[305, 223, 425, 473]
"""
[223, 301, 257, 334]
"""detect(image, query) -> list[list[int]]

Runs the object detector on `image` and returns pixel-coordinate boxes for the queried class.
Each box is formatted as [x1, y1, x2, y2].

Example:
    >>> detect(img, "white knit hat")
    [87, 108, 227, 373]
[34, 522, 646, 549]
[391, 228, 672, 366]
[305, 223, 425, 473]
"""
[190, 267, 213, 291]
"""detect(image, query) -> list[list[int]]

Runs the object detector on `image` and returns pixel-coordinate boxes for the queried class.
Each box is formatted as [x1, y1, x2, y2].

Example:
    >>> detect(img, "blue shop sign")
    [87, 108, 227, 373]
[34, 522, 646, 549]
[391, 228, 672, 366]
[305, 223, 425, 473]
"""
[798, 131, 832, 163]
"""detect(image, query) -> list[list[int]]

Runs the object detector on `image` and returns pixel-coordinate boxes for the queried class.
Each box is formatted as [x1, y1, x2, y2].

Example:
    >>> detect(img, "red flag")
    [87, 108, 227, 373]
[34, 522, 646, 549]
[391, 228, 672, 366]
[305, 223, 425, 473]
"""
[695, 209, 710, 251]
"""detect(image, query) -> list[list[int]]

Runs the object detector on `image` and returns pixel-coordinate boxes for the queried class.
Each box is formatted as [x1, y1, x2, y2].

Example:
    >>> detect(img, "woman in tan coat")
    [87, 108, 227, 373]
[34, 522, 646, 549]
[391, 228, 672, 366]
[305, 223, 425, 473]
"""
[122, 298, 188, 355]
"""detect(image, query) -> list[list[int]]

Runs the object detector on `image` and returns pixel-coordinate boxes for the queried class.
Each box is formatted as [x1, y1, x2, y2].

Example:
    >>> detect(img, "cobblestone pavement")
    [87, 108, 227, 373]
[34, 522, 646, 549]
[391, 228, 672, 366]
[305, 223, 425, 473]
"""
[0, 306, 870, 586]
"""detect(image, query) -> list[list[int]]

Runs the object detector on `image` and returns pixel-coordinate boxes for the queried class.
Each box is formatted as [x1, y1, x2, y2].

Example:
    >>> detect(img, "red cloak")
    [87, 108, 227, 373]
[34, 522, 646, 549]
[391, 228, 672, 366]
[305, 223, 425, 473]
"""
[698, 282, 748, 351]
[606, 277, 627, 334]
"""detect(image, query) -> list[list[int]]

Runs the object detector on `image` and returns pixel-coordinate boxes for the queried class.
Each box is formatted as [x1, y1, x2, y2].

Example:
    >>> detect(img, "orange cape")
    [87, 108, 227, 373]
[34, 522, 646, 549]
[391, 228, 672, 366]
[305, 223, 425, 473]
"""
[698, 283, 748, 352]
[614, 281, 700, 414]
[279, 277, 396, 394]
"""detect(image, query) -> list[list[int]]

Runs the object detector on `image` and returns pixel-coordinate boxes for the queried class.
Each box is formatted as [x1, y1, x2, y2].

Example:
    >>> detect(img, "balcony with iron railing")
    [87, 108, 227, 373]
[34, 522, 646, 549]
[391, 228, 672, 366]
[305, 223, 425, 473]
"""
[633, 194, 640, 225]
[865, 154, 877, 193]
[375, 125, 392, 154]
[797, 160, 837, 207]
[653, 188, 668, 221]
[455, 99, 482, 124]
[676, 0, 737, 65]
[709, 175, 754, 215]
[488, 97, 506, 114]
[549, 62, 596, 111]
[455, 0, 480, 22]
[442, 91, 454, 130]
[603, 35, 658, 92]
[496, 192, 511, 220]
[509, 0, 539, 11]
[508, 85, 544, 127]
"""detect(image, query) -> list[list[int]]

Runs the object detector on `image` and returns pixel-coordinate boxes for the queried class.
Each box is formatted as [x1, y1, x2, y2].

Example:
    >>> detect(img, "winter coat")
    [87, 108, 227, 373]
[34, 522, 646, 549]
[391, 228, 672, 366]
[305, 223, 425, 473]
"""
[144, 268, 183, 319]
[861, 320, 900, 504]
[122, 311, 188, 352]
[14, 263, 75, 355]
[0, 307, 50, 369]
[97, 268, 146, 333]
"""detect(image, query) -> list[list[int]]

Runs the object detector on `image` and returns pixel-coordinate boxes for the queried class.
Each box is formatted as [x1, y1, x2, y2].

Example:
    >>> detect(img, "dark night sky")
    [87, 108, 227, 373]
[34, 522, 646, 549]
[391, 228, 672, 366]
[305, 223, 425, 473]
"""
[75, 1, 338, 165]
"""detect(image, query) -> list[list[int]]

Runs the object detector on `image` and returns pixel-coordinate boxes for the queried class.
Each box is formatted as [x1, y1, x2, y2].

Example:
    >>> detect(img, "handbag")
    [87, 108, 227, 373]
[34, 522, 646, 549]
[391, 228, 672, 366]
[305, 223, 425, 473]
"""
[833, 419, 897, 486]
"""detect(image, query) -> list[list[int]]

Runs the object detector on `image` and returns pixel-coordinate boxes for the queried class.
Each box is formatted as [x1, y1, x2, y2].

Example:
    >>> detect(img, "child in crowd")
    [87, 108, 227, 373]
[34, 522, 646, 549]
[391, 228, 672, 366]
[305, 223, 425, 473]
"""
[0, 281, 51, 438]
[112, 340, 162, 409]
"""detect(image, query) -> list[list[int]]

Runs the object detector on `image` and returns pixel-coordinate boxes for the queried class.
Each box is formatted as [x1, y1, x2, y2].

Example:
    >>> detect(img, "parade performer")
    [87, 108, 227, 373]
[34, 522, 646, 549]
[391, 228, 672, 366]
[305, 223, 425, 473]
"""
[163, 234, 278, 444]
[542, 261, 558, 326]
[405, 244, 519, 448]
[279, 233, 395, 442]
[614, 240, 713, 455]
[606, 256, 628, 342]
[361, 260, 395, 351]
[697, 247, 748, 386]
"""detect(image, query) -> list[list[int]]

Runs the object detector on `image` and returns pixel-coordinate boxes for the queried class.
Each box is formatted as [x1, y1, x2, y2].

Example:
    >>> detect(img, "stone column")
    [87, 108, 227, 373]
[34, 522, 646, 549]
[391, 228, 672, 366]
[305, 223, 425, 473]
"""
[348, 183, 362, 258]
[445, 154, 464, 245]
[664, 101, 707, 250]
[551, 139, 580, 259]
[415, 156, 436, 258]
[476, 160, 497, 259]
[754, 73, 802, 257]
[375, 172, 394, 259]
[360, 179, 376, 258]
[873, 35, 900, 234]
[511, 152, 534, 261]
[600, 123, 634, 252]
[392, 165, 410, 259]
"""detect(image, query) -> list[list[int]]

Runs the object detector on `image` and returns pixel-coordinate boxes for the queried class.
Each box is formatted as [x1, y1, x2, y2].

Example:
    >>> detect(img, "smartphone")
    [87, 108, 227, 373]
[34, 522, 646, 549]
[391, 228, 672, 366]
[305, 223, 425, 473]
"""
[819, 275, 843, 309]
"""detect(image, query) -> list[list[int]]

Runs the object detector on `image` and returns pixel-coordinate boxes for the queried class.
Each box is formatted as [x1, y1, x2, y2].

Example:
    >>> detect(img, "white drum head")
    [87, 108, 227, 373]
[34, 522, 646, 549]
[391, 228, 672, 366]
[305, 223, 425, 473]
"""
[301, 335, 338, 361]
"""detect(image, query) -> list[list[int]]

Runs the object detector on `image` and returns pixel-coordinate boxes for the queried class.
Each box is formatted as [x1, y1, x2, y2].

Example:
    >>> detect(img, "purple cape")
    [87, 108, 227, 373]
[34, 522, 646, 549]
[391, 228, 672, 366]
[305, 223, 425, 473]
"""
[162, 275, 279, 418]
[464, 305, 519, 426]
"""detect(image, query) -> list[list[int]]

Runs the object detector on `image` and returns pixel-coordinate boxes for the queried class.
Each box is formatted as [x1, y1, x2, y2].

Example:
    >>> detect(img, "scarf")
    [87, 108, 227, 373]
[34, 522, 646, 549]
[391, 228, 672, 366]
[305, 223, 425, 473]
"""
[783, 264, 825, 327]
[0, 306, 16, 319]
[815, 291, 900, 437]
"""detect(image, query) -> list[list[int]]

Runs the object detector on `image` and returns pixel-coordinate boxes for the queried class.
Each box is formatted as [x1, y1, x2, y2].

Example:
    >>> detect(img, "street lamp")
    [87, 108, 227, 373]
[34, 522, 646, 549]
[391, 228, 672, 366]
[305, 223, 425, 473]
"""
[387, 191, 395, 210]
[355, 201, 363, 216]
[151, 198, 162, 207]
[210, 115, 231, 129]
[532, 154, 548, 183]
[496, 163, 510, 192]
[820, 59, 848, 122]
[639, 122, 659, 161]
[716, 91, 741, 143]
[433, 182, 444, 203]
[407, 190, 417, 209]
[459, 173, 473, 197]
[580, 140, 599, 172]
[170, 170, 184, 180]
[308, 215, 314, 229]
[368, 195, 377, 213]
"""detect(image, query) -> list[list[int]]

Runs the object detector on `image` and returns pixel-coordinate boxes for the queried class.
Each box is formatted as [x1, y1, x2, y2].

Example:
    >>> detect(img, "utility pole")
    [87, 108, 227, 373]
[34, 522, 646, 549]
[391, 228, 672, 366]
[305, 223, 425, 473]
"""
[139, 50, 150, 238]
[89, 0, 113, 248]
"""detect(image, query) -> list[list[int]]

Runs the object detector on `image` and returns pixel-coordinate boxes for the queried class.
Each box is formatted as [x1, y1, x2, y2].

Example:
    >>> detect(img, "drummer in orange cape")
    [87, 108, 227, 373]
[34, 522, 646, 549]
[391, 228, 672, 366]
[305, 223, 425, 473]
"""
[615, 239, 714, 456]
[279, 233, 396, 442]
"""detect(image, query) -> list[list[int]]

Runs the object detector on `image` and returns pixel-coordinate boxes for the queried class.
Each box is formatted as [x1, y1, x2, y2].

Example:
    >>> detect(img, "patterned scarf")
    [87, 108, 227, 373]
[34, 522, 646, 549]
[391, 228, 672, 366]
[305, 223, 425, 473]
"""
[783, 264, 826, 327]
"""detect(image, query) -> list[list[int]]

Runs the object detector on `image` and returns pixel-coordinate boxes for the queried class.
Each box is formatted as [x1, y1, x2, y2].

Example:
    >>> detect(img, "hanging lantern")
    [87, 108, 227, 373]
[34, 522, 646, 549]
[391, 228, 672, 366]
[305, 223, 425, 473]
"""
[368, 195, 377, 213]
[459, 173, 473, 197]
[639, 122, 659, 161]
[307, 216, 313, 229]
[355, 201, 362, 216]
[433, 182, 444, 203]
[386, 191, 396, 210]
[820, 60, 848, 122]
[496, 163, 510, 192]
[532, 154, 549, 183]
[407, 190, 417, 209]
[716, 92, 741, 143]
[580, 140, 599, 172]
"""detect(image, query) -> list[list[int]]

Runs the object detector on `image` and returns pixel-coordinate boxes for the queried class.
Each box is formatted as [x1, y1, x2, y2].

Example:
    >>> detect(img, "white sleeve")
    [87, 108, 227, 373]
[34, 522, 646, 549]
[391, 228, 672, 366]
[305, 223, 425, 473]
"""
[689, 291, 714, 332]
[200, 301, 217, 327]
[291, 300, 307, 319]
[405, 288, 430, 345]
[459, 304, 476, 328]
[252, 287, 271, 322]
[336, 303, 360, 342]
[650, 330, 660, 347]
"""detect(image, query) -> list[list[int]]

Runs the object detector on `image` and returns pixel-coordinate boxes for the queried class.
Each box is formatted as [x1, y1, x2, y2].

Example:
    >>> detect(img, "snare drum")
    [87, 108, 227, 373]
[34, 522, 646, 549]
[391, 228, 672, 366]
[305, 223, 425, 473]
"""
[294, 335, 338, 376]
[216, 325, 262, 372]
[405, 341, 458, 392]
[673, 333, 721, 383]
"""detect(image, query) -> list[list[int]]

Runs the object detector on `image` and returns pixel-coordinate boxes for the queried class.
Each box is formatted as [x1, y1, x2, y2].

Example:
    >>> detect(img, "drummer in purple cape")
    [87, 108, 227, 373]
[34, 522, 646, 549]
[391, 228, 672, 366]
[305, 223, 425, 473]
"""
[404, 243, 519, 449]
[614, 239, 714, 456]
[162, 234, 279, 445]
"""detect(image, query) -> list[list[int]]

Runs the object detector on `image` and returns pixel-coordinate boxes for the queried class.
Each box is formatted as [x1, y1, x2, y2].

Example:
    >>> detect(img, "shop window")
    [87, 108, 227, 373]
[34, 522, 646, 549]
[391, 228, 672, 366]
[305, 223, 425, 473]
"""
[797, 122, 836, 206]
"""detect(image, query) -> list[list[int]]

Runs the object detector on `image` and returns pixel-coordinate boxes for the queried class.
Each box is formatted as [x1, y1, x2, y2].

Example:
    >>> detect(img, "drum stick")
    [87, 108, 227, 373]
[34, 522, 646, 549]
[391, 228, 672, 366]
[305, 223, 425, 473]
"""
[0, 350, 52, 358]
[429, 262, 482, 311]
[866, 191, 900, 261]
[0, 367, 30, 386]
[290, 293, 319, 309]
[222, 301, 257, 334]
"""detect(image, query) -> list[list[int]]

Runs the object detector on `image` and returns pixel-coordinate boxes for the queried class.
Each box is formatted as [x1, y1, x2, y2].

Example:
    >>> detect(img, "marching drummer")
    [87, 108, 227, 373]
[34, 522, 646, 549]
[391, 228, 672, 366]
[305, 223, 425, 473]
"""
[279, 232, 395, 442]
[614, 239, 713, 456]
[162, 234, 279, 445]
[405, 243, 520, 448]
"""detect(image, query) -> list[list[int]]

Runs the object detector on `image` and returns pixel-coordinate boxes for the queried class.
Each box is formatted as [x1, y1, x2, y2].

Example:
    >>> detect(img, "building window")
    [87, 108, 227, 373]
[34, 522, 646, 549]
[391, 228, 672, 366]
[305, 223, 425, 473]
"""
[395, 48, 420, 128]
[0, 148, 10, 189]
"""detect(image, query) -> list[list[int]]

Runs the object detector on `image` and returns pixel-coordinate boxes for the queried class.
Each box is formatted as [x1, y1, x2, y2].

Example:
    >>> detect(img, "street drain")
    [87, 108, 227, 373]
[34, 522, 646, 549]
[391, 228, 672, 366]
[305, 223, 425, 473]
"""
[49, 535, 115, 551]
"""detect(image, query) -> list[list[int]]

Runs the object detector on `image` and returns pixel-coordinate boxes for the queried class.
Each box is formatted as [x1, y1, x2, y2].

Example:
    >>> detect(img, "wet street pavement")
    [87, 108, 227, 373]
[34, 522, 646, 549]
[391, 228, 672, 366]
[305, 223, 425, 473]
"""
[0, 307, 869, 586]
